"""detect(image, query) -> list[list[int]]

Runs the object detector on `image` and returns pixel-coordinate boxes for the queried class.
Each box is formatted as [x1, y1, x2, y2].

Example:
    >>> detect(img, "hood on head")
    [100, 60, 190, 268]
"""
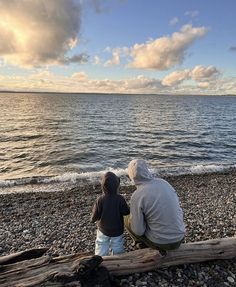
[128, 159, 153, 184]
[101, 171, 120, 194]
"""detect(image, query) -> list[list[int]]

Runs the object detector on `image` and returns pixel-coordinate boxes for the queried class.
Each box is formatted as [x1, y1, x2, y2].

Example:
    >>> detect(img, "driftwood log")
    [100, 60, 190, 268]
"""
[0, 248, 48, 265]
[0, 237, 235, 287]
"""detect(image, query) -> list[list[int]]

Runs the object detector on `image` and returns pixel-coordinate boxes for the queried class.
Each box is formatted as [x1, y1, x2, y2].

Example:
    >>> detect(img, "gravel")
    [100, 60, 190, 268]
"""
[0, 169, 235, 286]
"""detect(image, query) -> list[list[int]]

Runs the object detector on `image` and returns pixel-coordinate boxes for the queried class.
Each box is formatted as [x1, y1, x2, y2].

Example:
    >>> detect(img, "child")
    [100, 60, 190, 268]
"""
[91, 171, 130, 256]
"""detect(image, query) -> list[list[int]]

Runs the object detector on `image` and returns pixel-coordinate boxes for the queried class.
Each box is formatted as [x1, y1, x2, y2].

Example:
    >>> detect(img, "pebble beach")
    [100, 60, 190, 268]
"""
[0, 170, 235, 286]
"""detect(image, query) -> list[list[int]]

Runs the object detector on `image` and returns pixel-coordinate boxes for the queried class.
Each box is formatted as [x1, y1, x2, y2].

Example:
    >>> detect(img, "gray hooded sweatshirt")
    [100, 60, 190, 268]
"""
[128, 159, 185, 244]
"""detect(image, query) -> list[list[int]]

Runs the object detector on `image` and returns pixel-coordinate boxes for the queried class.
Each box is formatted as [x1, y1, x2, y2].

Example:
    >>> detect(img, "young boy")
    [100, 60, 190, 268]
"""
[91, 171, 130, 256]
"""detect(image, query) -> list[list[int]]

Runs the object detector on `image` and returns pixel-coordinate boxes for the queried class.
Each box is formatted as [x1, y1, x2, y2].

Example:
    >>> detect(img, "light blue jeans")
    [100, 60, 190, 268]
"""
[95, 229, 125, 256]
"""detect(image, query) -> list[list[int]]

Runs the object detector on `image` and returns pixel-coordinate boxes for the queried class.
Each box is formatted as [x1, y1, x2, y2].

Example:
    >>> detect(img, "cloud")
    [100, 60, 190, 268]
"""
[190, 65, 220, 81]
[0, 68, 235, 95]
[104, 49, 121, 66]
[29, 70, 53, 79]
[83, 0, 126, 14]
[162, 70, 190, 86]
[229, 46, 236, 52]
[197, 82, 210, 88]
[71, 72, 88, 81]
[128, 25, 208, 70]
[185, 10, 199, 18]
[93, 56, 101, 65]
[123, 75, 162, 91]
[0, 0, 86, 68]
[82, 0, 110, 13]
[162, 65, 220, 86]
[104, 47, 129, 66]
[0, 58, 5, 66]
[64, 54, 89, 65]
[169, 17, 179, 26]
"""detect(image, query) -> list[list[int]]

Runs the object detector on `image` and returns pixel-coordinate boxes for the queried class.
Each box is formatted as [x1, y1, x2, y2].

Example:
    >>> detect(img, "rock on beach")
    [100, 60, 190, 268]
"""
[0, 169, 236, 286]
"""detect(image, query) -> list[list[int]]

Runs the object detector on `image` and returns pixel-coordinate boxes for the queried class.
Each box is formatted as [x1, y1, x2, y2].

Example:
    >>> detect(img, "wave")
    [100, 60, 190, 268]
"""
[0, 163, 235, 190]
[0, 134, 43, 142]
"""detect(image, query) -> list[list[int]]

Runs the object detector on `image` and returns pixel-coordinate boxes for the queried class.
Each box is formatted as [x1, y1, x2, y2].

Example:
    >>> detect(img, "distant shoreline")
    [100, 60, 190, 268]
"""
[0, 90, 235, 97]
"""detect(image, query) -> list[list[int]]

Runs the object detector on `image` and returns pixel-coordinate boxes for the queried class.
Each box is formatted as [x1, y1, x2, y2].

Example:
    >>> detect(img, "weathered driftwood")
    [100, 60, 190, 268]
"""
[0, 237, 235, 286]
[0, 248, 48, 265]
[0, 251, 92, 287]
[103, 237, 236, 275]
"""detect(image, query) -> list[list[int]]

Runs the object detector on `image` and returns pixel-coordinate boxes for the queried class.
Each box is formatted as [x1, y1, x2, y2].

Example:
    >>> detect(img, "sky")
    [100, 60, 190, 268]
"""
[0, 0, 236, 95]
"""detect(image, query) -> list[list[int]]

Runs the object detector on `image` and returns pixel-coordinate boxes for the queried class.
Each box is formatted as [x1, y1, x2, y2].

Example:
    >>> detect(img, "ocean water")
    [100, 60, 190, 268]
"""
[0, 92, 236, 192]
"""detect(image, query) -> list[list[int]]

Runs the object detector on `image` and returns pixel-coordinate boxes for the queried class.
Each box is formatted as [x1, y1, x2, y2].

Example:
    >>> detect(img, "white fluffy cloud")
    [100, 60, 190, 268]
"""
[71, 72, 88, 81]
[162, 65, 220, 86]
[190, 65, 220, 81]
[122, 75, 162, 91]
[104, 49, 121, 66]
[197, 82, 210, 88]
[162, 70, 190, 86]
[104, 47, 129, 66]
[128, 25, 207, 70]
[0, 0, 86, 67]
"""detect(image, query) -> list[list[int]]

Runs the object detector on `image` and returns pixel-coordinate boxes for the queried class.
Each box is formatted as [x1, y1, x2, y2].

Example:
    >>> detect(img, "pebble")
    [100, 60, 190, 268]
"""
[227, 276, 235, 283]
[0, 170, 236, 286]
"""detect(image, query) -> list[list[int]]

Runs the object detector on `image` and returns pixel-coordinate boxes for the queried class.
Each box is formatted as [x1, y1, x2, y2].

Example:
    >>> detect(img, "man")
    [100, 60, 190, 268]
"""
[125, 159, 185, 251]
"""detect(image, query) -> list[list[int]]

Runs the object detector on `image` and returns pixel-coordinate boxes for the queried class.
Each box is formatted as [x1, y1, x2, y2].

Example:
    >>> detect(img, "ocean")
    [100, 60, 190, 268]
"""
[0, 92, 236, 193]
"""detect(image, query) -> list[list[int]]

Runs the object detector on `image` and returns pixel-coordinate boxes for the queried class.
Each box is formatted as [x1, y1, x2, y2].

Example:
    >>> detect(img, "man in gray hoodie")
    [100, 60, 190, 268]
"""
[125, 159, 185, 251]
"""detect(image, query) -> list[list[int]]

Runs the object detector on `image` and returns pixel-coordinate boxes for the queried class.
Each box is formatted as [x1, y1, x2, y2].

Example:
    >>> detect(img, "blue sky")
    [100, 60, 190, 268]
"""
[0, 0, 236, 95]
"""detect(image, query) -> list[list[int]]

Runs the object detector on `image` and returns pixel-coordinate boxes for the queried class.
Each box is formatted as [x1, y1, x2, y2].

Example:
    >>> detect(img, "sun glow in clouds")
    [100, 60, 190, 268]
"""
[0, 0, 235, 95]
[0, 0, 84, 67]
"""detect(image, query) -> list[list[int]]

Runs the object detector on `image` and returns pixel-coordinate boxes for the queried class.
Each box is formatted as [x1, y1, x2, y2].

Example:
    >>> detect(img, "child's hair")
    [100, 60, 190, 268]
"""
[101, 171, 120, 194]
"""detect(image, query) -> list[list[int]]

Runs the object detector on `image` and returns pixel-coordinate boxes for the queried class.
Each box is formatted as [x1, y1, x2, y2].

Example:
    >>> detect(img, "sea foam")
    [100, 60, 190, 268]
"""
[0, 164, 235, 192]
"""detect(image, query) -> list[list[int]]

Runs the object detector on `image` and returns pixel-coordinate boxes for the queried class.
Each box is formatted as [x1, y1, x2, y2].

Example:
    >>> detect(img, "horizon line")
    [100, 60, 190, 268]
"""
[0, 90, 235, 97]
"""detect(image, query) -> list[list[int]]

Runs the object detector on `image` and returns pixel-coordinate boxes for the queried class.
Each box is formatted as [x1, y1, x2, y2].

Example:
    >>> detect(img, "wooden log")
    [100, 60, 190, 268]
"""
[103, 237, 236, 275]
[0, 237, 235, 286]
[0, 248, 48, 265]
[0, 252, 92, 287]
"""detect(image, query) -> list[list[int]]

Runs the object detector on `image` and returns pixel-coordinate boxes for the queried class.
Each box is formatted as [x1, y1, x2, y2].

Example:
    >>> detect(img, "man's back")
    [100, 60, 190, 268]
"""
[128, 159, 185, 245]
[130, 177, 185, 244]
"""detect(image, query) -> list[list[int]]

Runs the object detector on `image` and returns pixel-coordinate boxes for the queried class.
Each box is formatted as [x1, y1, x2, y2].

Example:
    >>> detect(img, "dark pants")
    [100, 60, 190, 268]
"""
[124, 215, 183, 251]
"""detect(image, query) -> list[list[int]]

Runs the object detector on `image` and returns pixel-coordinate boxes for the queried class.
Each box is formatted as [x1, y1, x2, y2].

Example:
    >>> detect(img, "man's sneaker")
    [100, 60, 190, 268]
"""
[135, 242, 147, 249]
[131, 240, 137, 247]
[159, 249, 167, 256]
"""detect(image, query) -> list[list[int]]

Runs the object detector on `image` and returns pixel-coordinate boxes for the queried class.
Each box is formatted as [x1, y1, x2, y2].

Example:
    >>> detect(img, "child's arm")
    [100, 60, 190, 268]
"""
[121, 197, 130, 215]
[91, 198, 102, 223]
